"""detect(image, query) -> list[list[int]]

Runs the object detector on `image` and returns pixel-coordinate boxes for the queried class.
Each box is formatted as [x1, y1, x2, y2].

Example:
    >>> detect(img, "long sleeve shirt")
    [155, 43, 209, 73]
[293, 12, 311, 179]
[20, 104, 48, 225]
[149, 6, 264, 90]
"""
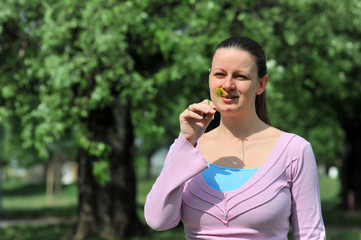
[145, 132, 326, 240]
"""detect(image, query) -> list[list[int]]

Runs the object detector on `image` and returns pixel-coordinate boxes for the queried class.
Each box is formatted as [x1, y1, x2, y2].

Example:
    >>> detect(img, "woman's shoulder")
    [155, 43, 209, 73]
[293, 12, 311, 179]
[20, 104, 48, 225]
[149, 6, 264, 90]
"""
[199, 127, 219, 146]
[262, 126, 283, 138]
[280, 131, 313, 155]
[282, 131, 310, 145]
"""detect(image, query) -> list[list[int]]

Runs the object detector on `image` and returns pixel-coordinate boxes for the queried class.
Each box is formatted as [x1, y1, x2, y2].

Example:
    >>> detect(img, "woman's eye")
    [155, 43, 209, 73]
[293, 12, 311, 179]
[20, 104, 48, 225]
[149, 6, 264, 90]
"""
[215, 73, 225, 77]
[235, 75, 247, 80]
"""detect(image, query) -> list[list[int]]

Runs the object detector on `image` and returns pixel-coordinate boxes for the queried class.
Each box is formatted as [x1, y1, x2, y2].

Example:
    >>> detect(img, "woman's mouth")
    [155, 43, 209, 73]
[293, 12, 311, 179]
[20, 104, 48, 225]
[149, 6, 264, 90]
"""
[221, 95, 238, 103]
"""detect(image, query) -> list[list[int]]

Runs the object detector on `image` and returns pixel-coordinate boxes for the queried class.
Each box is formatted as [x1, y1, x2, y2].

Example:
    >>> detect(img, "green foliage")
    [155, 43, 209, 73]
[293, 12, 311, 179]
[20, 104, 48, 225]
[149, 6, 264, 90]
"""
[0, 122, 39, 167]
[236, 0, 360, 166]
[2, 1, 361, 239]
[92, 160, 111, 186]
[1, 0, 361, 180]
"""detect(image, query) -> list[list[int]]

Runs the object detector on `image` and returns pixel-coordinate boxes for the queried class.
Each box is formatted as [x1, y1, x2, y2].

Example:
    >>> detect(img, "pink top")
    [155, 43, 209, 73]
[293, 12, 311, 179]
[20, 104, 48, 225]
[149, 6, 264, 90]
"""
[145, 132, 326, 240]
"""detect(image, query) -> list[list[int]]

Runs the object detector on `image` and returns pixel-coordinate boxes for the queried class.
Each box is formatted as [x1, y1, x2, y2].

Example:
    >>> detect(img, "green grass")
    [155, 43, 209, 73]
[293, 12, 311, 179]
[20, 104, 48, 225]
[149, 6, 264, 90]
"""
[319, 176, 361, 227]
[0, 176, 360, 240]
[1, 183, 77, 219]
[319, 176, 340, 202]
[0, 224, 74, 240]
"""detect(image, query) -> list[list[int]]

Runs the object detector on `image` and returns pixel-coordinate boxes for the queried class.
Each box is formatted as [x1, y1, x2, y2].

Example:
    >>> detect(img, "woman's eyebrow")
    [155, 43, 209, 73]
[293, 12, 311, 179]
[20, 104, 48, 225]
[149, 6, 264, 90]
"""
[212, 68, 251, 77]
[212, 68, 225, 71]
[233, 71, 251, 77]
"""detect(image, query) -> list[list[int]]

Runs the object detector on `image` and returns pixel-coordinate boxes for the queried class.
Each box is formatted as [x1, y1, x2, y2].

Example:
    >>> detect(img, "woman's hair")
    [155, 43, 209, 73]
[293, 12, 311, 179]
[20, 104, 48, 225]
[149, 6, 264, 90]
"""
[212, 36, 270, 125]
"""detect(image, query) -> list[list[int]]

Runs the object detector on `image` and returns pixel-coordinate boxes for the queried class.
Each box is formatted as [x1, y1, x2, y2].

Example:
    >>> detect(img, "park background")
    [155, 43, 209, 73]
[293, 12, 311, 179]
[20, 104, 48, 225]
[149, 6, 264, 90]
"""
[0, 0, 361, 239]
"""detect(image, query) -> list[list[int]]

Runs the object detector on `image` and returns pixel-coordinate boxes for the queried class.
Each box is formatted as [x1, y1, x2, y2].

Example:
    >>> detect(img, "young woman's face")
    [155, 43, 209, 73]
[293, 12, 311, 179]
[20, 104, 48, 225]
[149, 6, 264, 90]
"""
[209, 48, 266, 115]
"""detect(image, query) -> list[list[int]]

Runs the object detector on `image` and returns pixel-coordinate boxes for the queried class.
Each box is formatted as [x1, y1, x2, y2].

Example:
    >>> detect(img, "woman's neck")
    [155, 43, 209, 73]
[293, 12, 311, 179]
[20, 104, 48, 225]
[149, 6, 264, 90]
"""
[217, 111, 269, 141]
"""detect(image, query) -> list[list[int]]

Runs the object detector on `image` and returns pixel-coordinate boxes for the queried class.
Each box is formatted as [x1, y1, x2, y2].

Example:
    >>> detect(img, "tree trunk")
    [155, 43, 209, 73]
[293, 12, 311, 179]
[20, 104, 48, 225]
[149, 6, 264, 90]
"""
[54, 156, 63, 196]
[46, 160, 54, 205]
[340, 120, 361, 210]
[0, 160, 2, 213]
[73, 100, 145, 240]
[46, 151, 63, 204]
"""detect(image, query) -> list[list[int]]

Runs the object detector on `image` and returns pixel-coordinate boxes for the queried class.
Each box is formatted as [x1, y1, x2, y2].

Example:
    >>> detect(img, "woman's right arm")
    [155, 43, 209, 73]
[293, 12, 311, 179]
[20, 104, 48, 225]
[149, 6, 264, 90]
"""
[145, 100, 216, 231]
[144, 133, 209, 230]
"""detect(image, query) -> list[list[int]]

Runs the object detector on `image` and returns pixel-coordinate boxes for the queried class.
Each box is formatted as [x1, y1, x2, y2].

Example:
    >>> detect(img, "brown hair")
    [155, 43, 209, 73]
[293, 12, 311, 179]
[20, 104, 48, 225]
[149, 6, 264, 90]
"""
[213, 36, 270, 125]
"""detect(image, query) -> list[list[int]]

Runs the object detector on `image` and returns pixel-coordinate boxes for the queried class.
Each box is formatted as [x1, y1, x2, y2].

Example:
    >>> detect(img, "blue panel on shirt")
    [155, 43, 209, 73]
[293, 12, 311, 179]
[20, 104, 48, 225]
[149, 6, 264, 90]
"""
[202, 163, 259, 192]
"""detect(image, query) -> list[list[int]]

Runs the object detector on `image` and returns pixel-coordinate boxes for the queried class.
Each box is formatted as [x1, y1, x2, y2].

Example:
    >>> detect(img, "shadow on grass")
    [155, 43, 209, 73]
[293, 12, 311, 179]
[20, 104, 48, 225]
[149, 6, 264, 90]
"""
[2, 184, 75, 197]
[0, 223, 74, 240]
[0, 206, 77, 219]
[321, 198, 361, 227]
[129, 222, 185, 240]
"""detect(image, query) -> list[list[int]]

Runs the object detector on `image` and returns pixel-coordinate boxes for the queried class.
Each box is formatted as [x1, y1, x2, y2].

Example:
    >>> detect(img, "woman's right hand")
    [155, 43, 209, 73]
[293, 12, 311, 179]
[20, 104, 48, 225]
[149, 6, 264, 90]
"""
[179, 99, 216, 146]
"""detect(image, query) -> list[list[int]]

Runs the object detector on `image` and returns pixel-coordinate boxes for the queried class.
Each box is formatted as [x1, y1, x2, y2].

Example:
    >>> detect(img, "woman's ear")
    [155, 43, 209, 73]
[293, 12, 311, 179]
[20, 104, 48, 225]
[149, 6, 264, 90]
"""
[257, 75, 269, 95]
[209, 68, 212, 74]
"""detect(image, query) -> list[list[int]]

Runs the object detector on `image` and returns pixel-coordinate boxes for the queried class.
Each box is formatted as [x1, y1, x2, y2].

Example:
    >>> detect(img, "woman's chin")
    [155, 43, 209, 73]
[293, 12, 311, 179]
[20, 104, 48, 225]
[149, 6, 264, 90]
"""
[217, 106, 241, 114]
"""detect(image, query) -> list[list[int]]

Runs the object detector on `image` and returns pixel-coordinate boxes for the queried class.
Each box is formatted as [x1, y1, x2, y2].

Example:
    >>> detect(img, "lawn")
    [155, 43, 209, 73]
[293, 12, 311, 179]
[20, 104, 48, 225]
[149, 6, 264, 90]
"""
[0, 176, 360, 240]
[1, 183, 77, 219]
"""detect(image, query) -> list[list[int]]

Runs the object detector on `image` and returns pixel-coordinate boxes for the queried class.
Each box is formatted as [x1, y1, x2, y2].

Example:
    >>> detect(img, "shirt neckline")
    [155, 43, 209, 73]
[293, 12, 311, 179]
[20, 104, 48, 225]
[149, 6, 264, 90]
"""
[208, 163, 259, 171]
[195, 131, 292, 196]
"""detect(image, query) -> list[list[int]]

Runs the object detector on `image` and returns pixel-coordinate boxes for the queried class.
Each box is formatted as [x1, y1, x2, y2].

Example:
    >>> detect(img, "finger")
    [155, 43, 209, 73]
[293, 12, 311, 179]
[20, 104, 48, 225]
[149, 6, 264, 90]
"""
[181, 108, 204, 120]
[207, 99, 216, 109]
[200, 99, 216, 112]
[200, 99, 215, 105]
[190, 102, 216, 115]
[197, 101, 216, 121]
[203, 109, 216, 123]
[189, 100, 215, 111]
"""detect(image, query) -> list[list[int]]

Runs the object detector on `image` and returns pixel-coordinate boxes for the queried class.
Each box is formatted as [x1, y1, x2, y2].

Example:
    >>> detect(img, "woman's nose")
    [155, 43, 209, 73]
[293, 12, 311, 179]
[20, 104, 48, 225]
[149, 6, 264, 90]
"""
[222, 75, 235, 90]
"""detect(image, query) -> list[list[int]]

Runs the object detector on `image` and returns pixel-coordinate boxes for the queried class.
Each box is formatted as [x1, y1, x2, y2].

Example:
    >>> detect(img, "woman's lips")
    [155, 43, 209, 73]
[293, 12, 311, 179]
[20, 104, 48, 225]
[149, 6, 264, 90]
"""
[221, 95, 238, 103]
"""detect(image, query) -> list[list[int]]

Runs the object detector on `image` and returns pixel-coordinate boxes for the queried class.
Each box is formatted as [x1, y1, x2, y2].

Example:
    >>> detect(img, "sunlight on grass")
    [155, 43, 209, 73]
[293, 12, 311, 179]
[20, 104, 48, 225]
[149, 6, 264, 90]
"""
[2, 184, 77, 209]
[319, 176, 340, 202]
[1, 184, 77, 218]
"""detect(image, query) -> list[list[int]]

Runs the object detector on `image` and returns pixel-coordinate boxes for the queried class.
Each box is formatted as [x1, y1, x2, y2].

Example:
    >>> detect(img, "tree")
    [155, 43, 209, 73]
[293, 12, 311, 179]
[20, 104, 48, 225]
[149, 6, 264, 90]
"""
[1, 0, 147, 239]
[1, 1, 361, 239]
[261, 0, 361, 207]
[1, 1, 266, 238]
[0, 0, 232, 238]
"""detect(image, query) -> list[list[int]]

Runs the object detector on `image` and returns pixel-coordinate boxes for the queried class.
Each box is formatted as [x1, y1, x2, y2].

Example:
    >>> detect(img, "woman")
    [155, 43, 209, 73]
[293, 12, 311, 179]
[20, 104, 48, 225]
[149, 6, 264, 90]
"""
[145, 36, 326, 239]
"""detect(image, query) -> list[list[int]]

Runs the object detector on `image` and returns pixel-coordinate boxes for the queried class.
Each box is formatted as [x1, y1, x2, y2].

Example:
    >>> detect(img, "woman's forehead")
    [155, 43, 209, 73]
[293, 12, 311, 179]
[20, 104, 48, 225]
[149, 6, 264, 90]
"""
[211, 48, 256, 71]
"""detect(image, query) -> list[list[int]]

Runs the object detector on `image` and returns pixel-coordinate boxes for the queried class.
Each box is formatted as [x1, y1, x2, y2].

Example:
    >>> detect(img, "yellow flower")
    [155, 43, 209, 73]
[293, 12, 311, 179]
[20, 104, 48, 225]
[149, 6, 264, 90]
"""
[215, 88, 226, 98]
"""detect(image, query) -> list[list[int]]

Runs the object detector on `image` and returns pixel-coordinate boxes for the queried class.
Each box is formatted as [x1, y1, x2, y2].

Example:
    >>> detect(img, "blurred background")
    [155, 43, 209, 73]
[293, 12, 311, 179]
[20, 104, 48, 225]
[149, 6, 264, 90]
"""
[0, 0, 360, 239]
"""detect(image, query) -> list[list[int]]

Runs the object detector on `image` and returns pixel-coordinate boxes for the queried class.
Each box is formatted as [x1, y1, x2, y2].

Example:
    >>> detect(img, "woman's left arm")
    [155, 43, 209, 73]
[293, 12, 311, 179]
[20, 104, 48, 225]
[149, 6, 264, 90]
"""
[290, 142, 326, 240]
